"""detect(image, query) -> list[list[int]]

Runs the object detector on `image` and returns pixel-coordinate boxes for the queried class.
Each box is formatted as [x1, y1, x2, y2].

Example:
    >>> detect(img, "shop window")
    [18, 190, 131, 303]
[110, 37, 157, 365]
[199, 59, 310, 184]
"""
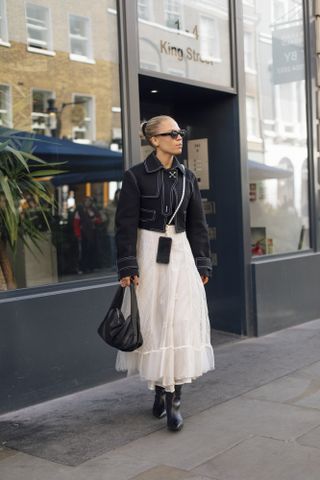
[0, 0, 123, 293]
[0, 0, 9, 44]
[31, 89, 53, 135]
[243, 0, 309, 255]
[138, 0, 152, 21]
[72, 95, 94, 143]
[200, 16, 220, 62]
[26, 4, 53, 53]
[165, 0, 182, 29]
[0, 84, 11, 127]
[69, 15, 93, 62]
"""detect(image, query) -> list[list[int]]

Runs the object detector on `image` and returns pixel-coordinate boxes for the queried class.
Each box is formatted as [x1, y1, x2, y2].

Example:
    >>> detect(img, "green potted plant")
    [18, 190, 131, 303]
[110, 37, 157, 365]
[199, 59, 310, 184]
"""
[0, 138, 63, 290]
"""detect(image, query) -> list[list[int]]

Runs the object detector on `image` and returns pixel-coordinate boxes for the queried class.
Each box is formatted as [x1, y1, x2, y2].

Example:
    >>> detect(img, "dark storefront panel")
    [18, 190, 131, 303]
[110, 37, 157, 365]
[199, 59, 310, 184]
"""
[253, 253, 320, 336]
[0, 282, 121, 413]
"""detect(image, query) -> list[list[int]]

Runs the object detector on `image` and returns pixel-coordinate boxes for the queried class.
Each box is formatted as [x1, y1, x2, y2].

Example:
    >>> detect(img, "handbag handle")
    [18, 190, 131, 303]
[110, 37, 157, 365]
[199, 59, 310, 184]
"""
[129, 282, 138, 315]
[111, 285, 125, 308]
[167, 164, 186, 225]
[115, 282, 137, 311]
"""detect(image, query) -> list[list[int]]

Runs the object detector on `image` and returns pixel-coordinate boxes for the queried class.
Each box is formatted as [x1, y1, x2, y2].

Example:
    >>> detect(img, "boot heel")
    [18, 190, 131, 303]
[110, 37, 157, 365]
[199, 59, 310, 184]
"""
[166, 391, 183, 432]
[152, 386, 166, 419]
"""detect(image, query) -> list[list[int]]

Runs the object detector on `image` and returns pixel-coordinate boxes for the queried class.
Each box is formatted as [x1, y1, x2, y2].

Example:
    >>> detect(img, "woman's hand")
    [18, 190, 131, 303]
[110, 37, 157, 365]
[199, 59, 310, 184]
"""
[201, 275, 209, 285]
[120, 275, 139, 288]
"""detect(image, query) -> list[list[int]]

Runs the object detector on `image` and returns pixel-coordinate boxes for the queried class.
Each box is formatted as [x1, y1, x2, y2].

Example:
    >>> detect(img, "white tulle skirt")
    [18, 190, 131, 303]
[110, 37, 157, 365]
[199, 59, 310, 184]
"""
[115, 226, 215, 392]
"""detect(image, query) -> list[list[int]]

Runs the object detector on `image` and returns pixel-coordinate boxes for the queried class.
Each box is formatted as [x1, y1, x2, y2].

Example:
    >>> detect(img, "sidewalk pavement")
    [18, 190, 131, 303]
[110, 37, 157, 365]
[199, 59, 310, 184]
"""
[1, 319, 320, 480]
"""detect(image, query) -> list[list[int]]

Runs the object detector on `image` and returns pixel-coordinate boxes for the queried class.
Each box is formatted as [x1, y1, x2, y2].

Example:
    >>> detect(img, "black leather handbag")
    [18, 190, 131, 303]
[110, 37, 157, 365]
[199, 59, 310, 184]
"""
[97, 283, 143, 352]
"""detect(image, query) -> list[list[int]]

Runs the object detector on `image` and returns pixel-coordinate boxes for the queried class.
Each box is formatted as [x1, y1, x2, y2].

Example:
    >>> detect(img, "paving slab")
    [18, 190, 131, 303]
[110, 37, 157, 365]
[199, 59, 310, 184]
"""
[243, 375, 320, 404]
[91, 415, 249, 471]
[297, 425, 320, 450]
[96, 395, 320, 473]
[192, 436, 320, 480]
[0, 448, 18, 461]
[128, 465, 214, 480]
[69, 451, 155, 480]
[291, 360, 320, 379]
[0, 452, 73, 480]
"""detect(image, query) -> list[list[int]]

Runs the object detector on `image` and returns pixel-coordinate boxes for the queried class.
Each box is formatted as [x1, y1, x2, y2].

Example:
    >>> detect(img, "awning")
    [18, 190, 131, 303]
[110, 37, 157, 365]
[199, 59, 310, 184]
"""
[0, 128, 123, 174]
[248, 159, 293, 181]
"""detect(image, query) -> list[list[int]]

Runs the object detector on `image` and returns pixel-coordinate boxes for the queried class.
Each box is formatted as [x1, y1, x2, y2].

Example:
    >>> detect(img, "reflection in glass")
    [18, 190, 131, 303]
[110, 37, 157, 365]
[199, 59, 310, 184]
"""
[69, 15, 92, 60]
[243, 0, 309, 256]
[0, 0, 9, 44]
[138, 0, 231, 88]
[0, 84, 11, 127]
[26, 3, 51, 51]
[0, 0, 122, 292]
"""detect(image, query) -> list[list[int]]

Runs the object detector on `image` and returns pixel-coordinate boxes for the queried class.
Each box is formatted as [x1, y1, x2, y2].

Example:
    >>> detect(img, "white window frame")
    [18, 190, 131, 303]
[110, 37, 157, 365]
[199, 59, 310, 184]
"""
[244, 30, 256, 73]
[164, 0, 183, 29]
[0, 0, 10, 47]
[137, 0, 153, 21]
[31, 88, 55, 134]
[69, 14, 95, 64]
[200, 15, 221, 63]
[246, 95, 260, 141]
[243, 0, 255, 6]
[274, 83, 301, 139]
[140, 60, 160, 72]
[0, 84, 12, 127]
[167, 67, 185, 77]
[271, 0, 288, 25]
[71, 94, 95, 144]
[25, 3, 55, 56]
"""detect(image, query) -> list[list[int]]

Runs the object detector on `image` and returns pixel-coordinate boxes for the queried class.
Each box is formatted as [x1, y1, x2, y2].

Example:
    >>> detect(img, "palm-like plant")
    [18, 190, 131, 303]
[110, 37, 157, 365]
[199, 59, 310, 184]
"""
[0, 138, 63, 290]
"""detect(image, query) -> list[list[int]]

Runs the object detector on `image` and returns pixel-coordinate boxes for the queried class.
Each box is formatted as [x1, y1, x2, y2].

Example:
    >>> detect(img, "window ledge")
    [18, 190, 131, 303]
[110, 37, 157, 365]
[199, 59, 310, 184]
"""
[245, 68, 257, 75]
[247, 135, 263, 143]
[27, 46, 56, 56]
[69, 54, 96, 64]
[0, 40, 11, 48]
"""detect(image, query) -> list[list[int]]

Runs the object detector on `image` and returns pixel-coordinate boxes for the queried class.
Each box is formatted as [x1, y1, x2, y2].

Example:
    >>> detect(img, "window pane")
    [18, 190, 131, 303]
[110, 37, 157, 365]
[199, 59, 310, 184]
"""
[138, 0, 152, 21]
[0, 1, 123, 292]
[0, 85, 11, 127]
[0, 0, 9, 43]
[138, 0, 232, 88]
[69, 15, 91, 58]
[31, 90, 52, 134]
[26, 4, 50, 50]
[243, 0, 309, 256]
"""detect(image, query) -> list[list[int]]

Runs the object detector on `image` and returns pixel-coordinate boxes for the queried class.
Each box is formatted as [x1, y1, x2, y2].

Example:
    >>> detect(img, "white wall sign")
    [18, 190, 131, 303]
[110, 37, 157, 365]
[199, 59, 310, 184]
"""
[187, 138, 210, 190]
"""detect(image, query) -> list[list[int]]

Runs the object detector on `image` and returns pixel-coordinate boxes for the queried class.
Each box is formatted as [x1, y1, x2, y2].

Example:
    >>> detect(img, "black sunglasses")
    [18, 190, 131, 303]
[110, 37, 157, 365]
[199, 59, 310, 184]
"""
[155, 129, 186, 139]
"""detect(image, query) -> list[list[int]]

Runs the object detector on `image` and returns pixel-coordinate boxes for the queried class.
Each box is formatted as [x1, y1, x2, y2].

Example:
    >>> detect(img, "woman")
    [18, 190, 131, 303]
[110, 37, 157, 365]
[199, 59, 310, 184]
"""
[115, 115, 215, 432]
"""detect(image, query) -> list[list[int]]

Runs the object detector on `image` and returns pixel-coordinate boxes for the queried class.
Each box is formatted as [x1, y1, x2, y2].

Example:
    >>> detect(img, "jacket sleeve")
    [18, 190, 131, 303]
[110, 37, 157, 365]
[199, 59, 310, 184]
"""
[186, 173, 212, 277]
[115, 169, 140, 279]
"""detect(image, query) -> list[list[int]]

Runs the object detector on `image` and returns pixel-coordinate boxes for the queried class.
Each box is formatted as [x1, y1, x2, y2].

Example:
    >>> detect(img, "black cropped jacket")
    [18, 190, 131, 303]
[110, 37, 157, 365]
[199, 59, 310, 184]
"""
[115, 153, 212, 279]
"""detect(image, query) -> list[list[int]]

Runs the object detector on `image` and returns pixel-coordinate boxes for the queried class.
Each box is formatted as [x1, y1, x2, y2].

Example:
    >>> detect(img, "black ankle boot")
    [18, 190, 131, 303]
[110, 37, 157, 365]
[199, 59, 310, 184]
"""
[173, 384, 182, 408]
[166, 390, 183, 432]
[152, 386, 166, 418]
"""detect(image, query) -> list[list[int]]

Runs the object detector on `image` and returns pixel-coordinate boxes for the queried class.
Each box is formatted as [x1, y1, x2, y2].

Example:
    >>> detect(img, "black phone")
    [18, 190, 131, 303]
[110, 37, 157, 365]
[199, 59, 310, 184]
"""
[156, 236, 172, 264]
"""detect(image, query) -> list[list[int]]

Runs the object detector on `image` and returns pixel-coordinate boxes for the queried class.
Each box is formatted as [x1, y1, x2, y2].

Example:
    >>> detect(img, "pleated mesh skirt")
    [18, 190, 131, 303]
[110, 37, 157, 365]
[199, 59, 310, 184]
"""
[115, 226, 215, 392]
